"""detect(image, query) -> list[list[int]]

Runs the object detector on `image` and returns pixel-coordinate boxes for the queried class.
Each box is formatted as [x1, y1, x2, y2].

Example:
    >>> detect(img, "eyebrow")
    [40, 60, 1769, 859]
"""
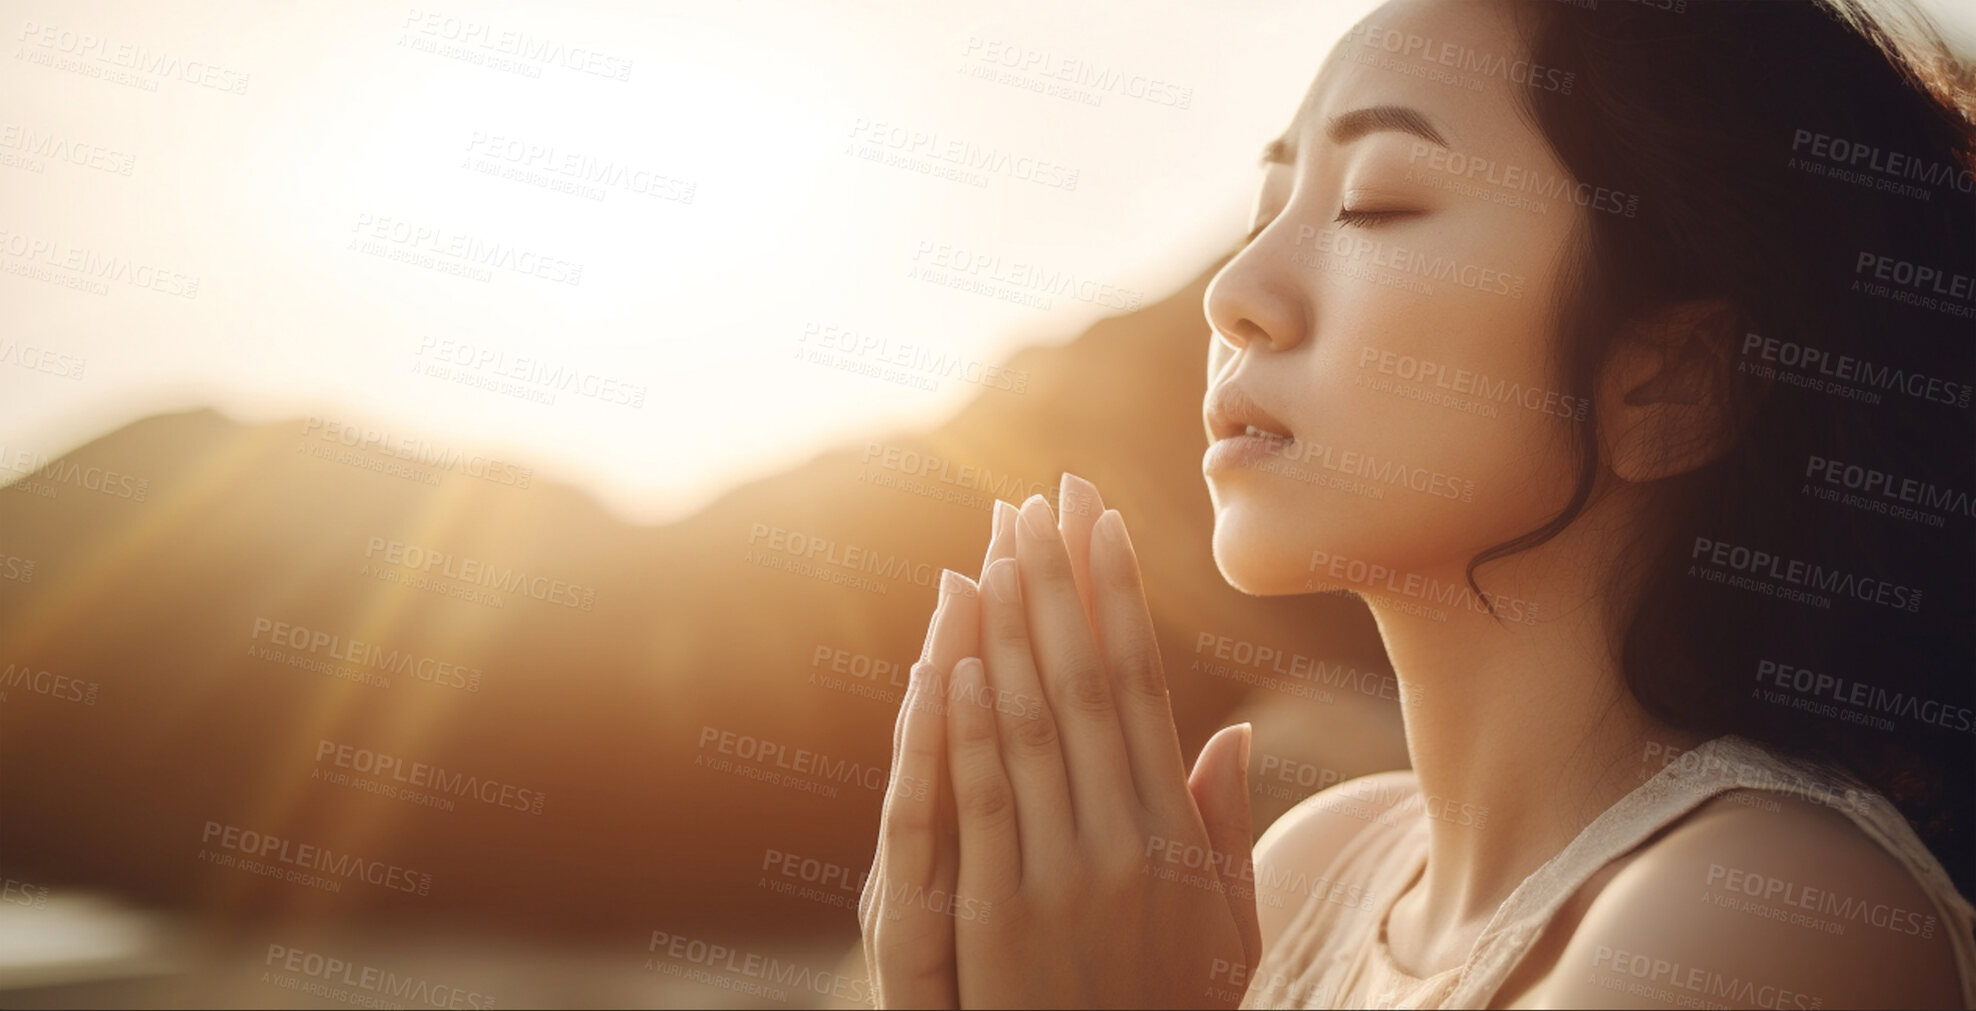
[1328, 105, 1448, 148]
[1260, 104, 1449, 165]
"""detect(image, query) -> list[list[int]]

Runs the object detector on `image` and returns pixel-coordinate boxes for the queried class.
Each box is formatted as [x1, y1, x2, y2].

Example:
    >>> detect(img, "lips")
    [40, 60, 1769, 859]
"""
[1204, 383, 1294, 444]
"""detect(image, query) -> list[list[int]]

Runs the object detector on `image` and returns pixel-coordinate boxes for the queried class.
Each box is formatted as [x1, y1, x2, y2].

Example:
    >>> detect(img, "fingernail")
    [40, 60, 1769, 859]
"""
[1061, 471, 1104, 520]
[992, 500, 1018, 548]
[940, 568, 970, 602]
[954, 657, 985, 696]
[990, 500, 1005, 540]
[919, 599, 945, 663]
[1095, 508, 1125, 551]
[909, 661, 945, 714]
[1018, 494, 1053, 540]
[1236, 722, 1253, 776]
[986, 557, 1018, 602]
[907, 660, 930, 690]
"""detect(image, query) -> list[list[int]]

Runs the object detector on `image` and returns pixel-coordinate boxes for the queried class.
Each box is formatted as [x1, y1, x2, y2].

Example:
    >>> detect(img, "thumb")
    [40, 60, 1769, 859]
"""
[1189, 722, 1262, 967]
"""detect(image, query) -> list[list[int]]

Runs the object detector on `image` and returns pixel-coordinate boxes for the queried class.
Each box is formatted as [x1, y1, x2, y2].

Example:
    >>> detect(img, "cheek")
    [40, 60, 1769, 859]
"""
[1214, 255, 1582, 594]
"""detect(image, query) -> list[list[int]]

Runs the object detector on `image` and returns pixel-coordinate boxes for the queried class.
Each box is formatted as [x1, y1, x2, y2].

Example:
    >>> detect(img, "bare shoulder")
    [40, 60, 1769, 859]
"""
[1519, 789, 1965, 1010]
[1253, 770, 1420, 948]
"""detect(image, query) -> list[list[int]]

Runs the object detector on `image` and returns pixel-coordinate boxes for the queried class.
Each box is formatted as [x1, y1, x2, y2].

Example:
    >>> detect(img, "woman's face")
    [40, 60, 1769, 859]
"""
[1202, 0, 1587, 599]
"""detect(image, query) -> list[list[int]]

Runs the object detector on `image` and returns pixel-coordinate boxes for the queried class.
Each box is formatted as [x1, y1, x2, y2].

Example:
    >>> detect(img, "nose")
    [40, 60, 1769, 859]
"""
[1203, 223, 1309, 356]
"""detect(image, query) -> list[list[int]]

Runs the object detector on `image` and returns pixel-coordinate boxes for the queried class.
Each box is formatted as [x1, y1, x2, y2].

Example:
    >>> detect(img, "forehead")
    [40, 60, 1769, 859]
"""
[1284, 0, 1539, 158]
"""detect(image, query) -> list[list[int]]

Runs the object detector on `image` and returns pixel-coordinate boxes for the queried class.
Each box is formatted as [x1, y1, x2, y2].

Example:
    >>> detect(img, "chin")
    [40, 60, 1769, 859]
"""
[1208, 480, 1471, 599]
[1208, 495, 1317, 597]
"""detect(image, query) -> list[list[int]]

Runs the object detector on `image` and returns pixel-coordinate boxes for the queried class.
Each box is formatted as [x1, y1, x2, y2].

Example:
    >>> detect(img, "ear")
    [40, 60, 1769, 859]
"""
[1597, 298, 1745, 483]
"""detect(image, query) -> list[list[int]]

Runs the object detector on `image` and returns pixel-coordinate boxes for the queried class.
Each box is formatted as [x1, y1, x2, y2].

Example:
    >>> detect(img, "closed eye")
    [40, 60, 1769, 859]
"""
[1334, 207, 1413, 228]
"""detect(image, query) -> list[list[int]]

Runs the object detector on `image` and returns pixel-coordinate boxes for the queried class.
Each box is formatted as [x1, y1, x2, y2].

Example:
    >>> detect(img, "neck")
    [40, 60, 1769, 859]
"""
[1364, 490, 1706, 935]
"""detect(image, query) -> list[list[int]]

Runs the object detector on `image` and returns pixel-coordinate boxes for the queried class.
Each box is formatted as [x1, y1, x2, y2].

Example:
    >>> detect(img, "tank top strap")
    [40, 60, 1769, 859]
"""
[1243, 775, 1435, 1009]
[1440, 733, 1976, 1009]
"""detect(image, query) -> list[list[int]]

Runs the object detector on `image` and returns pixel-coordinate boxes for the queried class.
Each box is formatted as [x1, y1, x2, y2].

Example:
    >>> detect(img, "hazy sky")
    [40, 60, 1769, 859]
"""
[4, 0, 1970, 523]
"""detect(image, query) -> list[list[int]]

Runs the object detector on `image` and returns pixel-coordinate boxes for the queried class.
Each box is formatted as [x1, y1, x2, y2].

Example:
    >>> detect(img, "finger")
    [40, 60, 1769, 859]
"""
[922, 570, 979, 863]
[871, 586, 946, 917]
[1090, 508, 1191, 815]
[862, 657, 912, 984]
[948, 658, 1022, 895]
[1056, 472, 1105, 628]
[879, 661, 947, 903]
[1013, 494, 1136, 832]
[872, 572, 976, 923]
[923, 568, 981, 668]
[868, 577, 973, 1010]
[1190, 723, 1262, 969]
[863, 648, 922, 947]
[882, 571, 977, 834]
[980, 499, 1018, 578]
[979, 556, 1073, 857]
[893, 579, 946, 798]
[870, 663, 962, 1010]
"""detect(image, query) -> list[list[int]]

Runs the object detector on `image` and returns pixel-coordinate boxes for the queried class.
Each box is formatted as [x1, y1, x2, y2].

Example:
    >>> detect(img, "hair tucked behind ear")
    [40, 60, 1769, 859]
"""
[1466, 0, 1976, 889]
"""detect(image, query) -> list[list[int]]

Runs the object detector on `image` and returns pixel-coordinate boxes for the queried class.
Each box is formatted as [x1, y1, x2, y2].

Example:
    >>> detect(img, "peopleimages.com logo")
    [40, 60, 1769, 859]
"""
[199, 821, 432, 895]
[1689, 536, 1922, 613]
[363, 537, 597, 610]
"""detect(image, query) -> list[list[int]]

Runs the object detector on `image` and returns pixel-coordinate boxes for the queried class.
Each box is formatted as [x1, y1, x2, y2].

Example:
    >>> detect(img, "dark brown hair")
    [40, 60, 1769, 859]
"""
[1472, 0, 1976, 889]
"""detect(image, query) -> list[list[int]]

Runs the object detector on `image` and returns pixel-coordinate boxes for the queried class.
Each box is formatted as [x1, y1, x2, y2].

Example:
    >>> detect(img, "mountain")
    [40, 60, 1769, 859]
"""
[0, 262, 1406, 949]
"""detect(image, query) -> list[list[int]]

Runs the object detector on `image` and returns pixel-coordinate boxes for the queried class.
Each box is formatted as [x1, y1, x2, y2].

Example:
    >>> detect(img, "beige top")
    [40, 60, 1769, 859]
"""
[1241, 734, 1976, 1009]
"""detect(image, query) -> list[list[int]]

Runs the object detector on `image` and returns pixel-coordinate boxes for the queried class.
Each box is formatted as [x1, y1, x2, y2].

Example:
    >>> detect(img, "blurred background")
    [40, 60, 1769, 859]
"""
[2, 0, 1971, 1007]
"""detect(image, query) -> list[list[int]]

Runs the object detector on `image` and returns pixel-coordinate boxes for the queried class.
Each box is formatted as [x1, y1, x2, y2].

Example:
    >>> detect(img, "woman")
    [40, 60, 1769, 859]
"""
[861, 0, 1976, 1006]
